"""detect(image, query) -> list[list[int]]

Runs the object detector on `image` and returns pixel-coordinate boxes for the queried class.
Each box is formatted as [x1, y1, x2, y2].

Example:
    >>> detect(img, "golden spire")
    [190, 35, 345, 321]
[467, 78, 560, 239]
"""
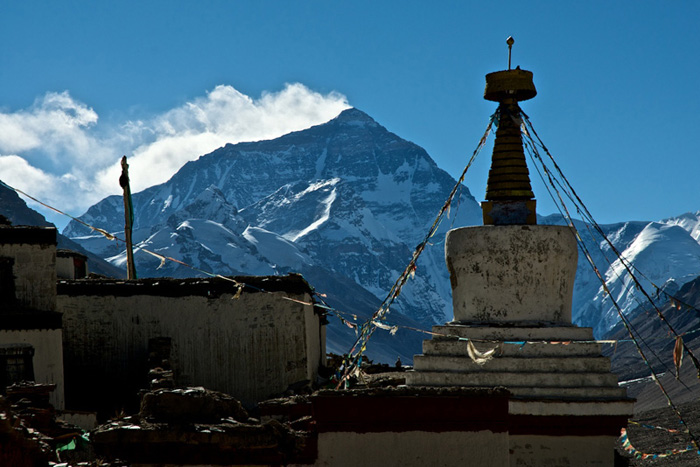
[481, 37, 537, 225]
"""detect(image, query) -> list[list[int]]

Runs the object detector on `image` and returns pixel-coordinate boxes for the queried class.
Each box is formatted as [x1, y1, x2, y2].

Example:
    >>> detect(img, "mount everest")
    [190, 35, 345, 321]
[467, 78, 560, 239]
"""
[62, 108, 482, 362]
[52, 107, 700, 361]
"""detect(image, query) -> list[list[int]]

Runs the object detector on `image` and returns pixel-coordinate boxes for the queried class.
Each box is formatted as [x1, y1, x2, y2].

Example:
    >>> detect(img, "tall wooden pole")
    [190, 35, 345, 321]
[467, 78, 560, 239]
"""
[120, 156, 137, 279]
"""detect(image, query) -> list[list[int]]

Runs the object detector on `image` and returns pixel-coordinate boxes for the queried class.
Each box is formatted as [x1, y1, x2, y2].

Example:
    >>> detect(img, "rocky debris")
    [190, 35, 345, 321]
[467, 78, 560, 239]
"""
[6, 381, 56, 429]
[357, 359, 409, 387]
[361, 371, 407, 388]
[49, 461, 128, 467]
[147, 367, 174, 389]
[92, 386, 316, 465]
[140, 386, 249, 424]
[266, 378, 315, 401]
[2, 382, 98, 465]
[147, 337, 175, 390]
[284, 378, 313, 396]
[0, 395, 53, 466]
[93, 415, 306, 462]
[258, 395, 315, 434]
[259, 395, 312, 423]
[6, 382, 84, 438]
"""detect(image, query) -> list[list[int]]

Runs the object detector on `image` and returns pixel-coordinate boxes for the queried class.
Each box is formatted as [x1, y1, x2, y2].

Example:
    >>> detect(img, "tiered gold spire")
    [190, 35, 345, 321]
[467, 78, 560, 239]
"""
[481, 37, 537, 225]
[485, 96, 534, 201]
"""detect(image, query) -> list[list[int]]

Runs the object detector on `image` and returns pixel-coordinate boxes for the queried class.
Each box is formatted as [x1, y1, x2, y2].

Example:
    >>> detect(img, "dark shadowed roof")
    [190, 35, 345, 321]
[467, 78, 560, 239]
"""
[57, 273, 315, 299]
[0, 225, 56, 245]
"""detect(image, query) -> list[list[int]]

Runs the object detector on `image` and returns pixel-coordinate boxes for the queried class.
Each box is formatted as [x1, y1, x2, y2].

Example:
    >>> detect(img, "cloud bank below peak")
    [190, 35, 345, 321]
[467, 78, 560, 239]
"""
[0, 83, 350, 227]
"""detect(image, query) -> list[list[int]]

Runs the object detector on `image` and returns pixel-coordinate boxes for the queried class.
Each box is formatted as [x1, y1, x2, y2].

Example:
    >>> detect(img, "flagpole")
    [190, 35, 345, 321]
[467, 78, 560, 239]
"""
[120, 156, 137, 280]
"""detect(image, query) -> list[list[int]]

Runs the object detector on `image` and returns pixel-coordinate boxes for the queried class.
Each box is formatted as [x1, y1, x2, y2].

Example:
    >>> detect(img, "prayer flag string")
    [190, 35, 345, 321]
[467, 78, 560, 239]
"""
[620, 428, 700, 460]
[628, 420, 684, 434]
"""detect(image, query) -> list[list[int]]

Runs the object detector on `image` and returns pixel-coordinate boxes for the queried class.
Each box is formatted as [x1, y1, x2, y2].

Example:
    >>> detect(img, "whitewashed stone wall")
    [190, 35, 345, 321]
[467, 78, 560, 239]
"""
[446, 225, 577, 323]
[58, 277, 325, 410]
[0, 227, 63, 409]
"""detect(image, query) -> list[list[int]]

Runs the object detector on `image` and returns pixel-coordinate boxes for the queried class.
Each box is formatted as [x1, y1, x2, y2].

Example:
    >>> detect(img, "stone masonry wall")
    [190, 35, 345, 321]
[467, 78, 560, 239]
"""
[58, 280, 324, 414]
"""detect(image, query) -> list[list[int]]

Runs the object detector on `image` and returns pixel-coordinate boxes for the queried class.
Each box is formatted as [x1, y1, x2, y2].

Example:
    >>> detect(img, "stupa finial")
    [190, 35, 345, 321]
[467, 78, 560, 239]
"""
[481, 37, 537, 225]
[507, 36, 514, 70]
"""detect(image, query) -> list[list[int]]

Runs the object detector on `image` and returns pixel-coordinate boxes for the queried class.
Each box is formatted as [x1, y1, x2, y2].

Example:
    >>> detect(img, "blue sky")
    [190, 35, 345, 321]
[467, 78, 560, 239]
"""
[1, 1, 699, 229]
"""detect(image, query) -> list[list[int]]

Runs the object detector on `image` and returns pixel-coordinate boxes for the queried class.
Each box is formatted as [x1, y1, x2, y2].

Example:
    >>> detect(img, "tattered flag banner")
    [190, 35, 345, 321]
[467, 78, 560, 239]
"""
[458, 338, 498, 365]
[372, 320, 399, 336]
[341, 317, 359, 335]
[91, 226, 117, 241]
[673, 335, 684, 380]
[142, 248, 167, 269]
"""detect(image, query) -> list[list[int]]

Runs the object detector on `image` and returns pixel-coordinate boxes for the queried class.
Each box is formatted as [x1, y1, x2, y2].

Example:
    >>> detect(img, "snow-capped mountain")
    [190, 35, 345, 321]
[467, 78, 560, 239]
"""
[63, 108, 482, 362]
[659, 211, 700, 241]
[542, 213, 700, 336]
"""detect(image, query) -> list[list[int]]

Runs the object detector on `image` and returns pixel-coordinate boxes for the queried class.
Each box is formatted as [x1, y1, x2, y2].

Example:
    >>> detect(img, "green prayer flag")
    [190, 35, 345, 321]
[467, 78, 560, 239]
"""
[56, 438, 76, 452]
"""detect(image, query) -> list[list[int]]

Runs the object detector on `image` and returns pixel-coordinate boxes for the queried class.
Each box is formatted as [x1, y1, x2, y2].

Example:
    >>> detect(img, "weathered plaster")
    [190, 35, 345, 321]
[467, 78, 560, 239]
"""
[314, 430, 509, 467]
[509, 435, 616, 466]
[446, 225, 577, 323]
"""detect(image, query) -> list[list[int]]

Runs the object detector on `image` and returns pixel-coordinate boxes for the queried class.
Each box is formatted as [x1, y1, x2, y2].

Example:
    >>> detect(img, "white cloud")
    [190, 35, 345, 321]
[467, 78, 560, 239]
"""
[95, 131, 226, 195]
[0, 155, 80, 211]
[101, 83, 349, 193]
[0, 83, 350, 227]
[0, 91, 98, 159]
